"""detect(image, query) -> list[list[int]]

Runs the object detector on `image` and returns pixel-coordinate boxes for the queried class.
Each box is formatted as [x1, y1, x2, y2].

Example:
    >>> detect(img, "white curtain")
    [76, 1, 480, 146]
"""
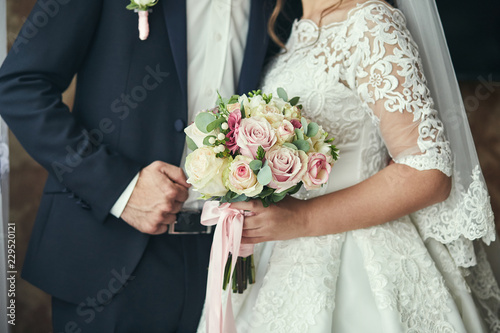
[0, 0, 10, 331]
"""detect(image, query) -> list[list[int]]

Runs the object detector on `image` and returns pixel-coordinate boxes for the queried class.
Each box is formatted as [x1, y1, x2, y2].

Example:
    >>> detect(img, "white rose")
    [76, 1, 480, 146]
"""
[134, 0, 156, 6]
[185, 147, 229, 198]
[184, 122, 216, 149]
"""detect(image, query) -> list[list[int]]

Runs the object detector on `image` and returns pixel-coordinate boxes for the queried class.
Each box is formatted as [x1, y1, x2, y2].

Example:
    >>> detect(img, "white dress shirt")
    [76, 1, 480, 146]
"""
[111, 0, 251, 217]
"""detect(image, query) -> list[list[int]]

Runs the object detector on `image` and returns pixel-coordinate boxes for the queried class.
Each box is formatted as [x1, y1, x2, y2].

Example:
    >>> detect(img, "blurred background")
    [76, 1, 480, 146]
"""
[3, 0, 500, 332]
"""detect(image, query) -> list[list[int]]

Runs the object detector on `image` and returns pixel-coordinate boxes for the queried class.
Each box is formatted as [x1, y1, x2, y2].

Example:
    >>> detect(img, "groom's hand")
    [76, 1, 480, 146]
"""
[121, 161, 190, 235]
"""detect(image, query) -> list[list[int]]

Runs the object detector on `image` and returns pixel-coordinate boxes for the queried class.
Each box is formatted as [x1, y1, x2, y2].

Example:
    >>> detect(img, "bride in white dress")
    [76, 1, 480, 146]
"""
[199, 0, 500, 332]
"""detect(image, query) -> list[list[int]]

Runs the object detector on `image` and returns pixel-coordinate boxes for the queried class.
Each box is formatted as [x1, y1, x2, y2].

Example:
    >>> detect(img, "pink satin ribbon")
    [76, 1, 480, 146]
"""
[201, 201, 254, 333]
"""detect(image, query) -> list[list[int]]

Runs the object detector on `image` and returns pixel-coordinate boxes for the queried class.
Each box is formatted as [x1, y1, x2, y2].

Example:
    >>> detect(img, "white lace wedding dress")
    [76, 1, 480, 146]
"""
[198, 1, 500, 332]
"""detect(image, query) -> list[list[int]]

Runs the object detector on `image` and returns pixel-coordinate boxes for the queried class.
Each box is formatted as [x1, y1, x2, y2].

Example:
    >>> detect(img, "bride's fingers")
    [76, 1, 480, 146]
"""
[241, 236, 268, 245]
[242, 215, 265, 230]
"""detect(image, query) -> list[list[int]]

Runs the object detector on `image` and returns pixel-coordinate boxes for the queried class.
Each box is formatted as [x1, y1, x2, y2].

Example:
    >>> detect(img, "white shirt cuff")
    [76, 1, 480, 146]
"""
[110, 173, 140, 218]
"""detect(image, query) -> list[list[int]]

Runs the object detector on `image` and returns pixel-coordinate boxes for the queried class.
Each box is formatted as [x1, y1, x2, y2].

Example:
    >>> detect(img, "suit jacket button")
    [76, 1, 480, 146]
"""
[174, 119, 185, 132]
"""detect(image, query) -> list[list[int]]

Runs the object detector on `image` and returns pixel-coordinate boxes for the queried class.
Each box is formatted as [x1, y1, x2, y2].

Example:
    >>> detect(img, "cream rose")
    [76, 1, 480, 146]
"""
[185, 147, 229, 197]
[276, 120, 295, 144]
[266, 146, 308, 193]
[302, 153, 331, 190]
[236, 117, 277, 159]
[225, 156, 263, 197]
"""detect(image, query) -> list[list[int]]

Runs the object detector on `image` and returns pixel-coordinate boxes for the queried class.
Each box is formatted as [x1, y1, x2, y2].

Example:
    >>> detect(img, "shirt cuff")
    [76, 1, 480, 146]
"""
[110, 173, 140, 218]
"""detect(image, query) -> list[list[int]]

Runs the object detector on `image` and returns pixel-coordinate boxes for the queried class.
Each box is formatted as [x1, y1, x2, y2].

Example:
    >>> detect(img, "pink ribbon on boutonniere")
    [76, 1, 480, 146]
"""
[201, 201, 254, 333]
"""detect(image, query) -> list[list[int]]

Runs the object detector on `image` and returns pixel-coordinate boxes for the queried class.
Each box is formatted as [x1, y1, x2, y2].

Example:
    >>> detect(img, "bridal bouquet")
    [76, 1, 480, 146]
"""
[184, 89, 338, 294]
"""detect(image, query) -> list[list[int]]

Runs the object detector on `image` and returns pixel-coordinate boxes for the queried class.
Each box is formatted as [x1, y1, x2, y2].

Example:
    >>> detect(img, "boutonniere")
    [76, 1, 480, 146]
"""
[126, 0, 159, 40]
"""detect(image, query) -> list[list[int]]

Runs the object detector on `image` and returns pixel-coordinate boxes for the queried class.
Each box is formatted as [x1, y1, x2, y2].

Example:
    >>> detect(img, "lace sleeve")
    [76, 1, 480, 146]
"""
[348, 4, 452, 176]
[345, 3, 495, 268]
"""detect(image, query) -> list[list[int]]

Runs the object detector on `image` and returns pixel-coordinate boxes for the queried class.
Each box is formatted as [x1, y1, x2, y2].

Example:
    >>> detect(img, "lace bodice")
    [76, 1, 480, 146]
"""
[261, 0, 495, 267]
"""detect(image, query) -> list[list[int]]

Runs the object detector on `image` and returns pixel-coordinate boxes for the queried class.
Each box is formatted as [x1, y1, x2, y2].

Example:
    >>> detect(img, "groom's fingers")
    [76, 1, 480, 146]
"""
[157, 161, 191, 188]
[159, 178, 189, 203]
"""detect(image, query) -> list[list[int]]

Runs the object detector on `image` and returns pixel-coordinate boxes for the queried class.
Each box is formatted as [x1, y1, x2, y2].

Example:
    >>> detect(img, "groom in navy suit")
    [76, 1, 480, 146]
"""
[0, 0, 300, 331]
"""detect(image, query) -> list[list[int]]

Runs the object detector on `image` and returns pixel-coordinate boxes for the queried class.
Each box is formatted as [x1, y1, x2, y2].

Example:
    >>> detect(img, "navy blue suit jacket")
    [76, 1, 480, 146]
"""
[0, 0, 300, 305]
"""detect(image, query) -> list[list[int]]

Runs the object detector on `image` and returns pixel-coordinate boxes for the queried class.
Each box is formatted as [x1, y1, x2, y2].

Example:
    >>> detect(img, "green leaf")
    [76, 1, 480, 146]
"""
[294, 128, 304, 141]
[256, 146, 265, 160]
[271, 191, 287, 203]
[306, 122, 319, 138]
[301, 117, 308, 133]
[203, 135, 216, 146]
[257, 165, 272, 186]
[289, 96, 300, 106]
[258, 187, 274, 198]
[229, 194, 248, 203]
[126, 3, 139, 10]
[186, 136, 198, 151]
[330, 145, 339, 160]
[206, 118, 225, 132]
[195, 112, 216, 133]
[249, 160, 262, 171]
[293, 139, 310, 152]
[277, 87, 288, 102]
[286, 183, 302, 195]
[240, 103, 246, 119]
[228, 95, 239, 104]
[283, 142, 298, 150]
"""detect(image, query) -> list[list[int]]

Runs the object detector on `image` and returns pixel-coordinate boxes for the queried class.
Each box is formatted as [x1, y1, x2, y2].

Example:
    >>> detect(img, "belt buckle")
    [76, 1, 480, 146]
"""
[167, 210, 211, 235]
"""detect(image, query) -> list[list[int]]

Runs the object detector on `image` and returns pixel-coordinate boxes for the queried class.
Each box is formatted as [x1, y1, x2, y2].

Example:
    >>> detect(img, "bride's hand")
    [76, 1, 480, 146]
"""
[230, 196, 312, 244]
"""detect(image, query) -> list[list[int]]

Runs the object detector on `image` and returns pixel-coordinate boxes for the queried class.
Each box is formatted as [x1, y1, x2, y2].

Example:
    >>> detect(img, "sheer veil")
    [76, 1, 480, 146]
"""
[393, 0, 500, 325]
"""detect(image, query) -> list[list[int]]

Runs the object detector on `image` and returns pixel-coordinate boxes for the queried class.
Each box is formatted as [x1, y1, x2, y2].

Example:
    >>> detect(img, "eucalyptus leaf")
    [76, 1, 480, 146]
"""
[257, 165, 273, 186]
[293, 139, 310, 152]
[277, 87, 288, 102]
[206, 118, 225, 132]
[283, 142, 298, 150]
[301, 117, 308, 133]
[289, 96, 300, 106]
[186, 136, 198, 151]
[294, 128, 304, 141]
[307, 122, 319, 138]
[249, 160, 263, 171]
[195, 112, 216, 133]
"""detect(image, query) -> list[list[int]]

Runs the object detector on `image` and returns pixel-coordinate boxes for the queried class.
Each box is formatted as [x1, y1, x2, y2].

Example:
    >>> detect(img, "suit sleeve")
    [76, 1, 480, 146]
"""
[0, 0, 143, 223]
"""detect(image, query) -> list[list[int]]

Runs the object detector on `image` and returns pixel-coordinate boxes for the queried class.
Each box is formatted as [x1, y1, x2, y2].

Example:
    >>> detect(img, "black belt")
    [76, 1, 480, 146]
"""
[168, 210, 212, 235]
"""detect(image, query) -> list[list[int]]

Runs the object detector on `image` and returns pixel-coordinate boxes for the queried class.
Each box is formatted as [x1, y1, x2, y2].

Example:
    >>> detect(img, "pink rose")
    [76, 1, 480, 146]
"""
[302, 153, 331, 190]
[226, 109, 241, 154]
[236, 117, 277, 158]
[266, 146, 308, 193]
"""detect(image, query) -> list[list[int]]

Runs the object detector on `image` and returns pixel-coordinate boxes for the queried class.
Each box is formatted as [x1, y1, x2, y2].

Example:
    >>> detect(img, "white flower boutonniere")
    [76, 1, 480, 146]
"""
[126, 0, 159, 41]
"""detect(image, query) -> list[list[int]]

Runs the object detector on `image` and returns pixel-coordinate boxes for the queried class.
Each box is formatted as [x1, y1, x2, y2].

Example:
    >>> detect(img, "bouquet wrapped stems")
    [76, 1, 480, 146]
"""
[223, 253, 255, 294]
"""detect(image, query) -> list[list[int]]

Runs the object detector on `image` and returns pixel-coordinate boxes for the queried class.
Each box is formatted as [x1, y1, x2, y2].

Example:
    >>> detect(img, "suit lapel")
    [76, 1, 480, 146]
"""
[162, 0, 187, 102]
[237, 0, 269, 94]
